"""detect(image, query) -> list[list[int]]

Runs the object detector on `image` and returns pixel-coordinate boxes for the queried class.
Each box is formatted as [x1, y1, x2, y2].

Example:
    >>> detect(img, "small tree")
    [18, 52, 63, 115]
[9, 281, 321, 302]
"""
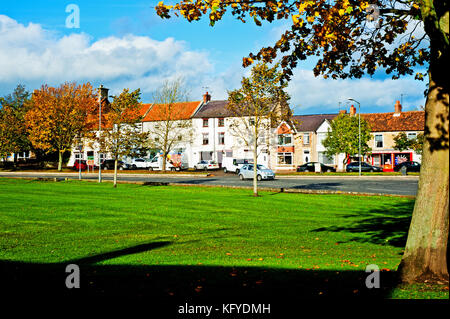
[323, 113, 371, 165]
[394, 132, 424, 155]
[98, 88, 149, 187]
[147, 79, 193, 172]
[25, 82, 97, 171]
[227, 63, 290, 196]
[0, 85, 31, 164]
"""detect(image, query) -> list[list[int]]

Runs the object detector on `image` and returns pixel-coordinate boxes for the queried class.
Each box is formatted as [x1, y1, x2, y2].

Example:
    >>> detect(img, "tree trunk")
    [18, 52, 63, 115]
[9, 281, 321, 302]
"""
[58, 150, 63, 171]
[253, 121, 258, 197]
[113, 158, 118, 188]
[398, 45, 449, 283]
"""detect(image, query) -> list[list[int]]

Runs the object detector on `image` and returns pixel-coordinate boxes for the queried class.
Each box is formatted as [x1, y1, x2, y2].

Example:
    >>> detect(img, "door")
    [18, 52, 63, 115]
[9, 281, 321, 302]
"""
[303, 150, 310, 164]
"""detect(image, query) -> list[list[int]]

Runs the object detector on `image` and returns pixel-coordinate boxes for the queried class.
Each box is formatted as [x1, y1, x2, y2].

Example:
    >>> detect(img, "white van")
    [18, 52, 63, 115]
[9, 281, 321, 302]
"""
[148, 155, 188, 171]
[222, 158, 254, 174]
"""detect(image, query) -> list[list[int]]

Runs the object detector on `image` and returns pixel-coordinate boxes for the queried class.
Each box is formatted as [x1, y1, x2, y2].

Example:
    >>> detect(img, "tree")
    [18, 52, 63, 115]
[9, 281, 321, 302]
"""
[25, 83, 97, 171]
[227, 63, 290, 197]
[393, 131, 424, 154]
[147, 79, 193, 172]
[97, 88, 149, 187]
[323, 113, 371, 165]
[156, 0, 449, 284]
[0, 85, 31, 164]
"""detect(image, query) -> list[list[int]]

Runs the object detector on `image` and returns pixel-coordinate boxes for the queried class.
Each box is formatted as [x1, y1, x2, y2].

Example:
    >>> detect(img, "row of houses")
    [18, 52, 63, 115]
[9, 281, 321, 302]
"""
[66, 92, 424, 172]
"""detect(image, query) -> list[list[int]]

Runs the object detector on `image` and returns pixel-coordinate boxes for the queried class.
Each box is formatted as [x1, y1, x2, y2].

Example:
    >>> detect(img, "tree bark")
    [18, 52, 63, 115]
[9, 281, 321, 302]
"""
[253, 119, 258, 197]
[58, 150, 63, 171]
[398, 44, 449, 283]
[113, 158, 118, 188]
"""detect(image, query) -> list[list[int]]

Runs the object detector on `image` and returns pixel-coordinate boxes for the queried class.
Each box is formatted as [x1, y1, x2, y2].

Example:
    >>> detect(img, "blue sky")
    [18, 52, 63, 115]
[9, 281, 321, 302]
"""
[1, 0, 427, 114]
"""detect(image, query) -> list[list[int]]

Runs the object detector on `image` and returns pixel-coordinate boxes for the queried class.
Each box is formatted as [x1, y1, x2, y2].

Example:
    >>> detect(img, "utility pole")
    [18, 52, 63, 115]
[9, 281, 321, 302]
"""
[98, 85, 109, 183]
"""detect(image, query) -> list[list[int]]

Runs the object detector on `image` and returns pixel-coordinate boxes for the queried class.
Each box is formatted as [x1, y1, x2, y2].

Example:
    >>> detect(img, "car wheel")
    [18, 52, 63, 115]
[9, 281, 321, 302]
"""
[326, 169, 331, 172]
[239, 174, 244, 180]
[370, 169, 374, 172]
[236, 169, 240, 174]
[148, 167, 153, 171]
[223, 167, 227, 173]
[257, 175, 262, 181]
[132, 165, 136, 169]
[194, 166, 197, 170]
[171, 167, 176, 172]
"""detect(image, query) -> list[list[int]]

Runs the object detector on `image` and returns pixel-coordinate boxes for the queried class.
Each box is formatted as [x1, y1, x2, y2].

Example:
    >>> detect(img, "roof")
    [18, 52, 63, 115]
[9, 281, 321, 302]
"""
[192, 100, 234, 118]
[291, 114, 338, 132]
[361, 111, 425, 132]
[142, 101, 202, 122]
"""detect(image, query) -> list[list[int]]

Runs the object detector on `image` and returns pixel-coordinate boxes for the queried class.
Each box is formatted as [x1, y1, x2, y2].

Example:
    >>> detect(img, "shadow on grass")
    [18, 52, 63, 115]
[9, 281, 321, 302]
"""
[312, 201, 414, 247]
[0, 243, 398, 302]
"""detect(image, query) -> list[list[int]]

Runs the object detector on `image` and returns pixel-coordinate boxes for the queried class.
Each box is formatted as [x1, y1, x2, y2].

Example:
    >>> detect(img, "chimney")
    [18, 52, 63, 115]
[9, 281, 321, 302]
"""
[203, 91, 211, 103]
[339, 109, 347, 115]
[394, 100, 402, 114]
[350, 105, 356, 116]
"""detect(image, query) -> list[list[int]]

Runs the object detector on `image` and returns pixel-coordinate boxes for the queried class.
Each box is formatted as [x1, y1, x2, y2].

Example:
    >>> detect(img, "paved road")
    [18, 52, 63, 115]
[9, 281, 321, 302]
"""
[1, 172, 419, 196]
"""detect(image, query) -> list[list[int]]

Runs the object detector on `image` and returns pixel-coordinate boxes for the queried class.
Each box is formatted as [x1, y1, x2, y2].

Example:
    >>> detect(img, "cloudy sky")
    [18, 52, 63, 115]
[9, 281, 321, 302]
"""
[1, 0, 428, 114]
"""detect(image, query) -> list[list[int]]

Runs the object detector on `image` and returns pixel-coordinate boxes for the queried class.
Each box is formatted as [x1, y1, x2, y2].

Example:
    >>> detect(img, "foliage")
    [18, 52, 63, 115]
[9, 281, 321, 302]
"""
[323, 113, 371, 163]
[393, 132, 424, 154]
[156, 0, 440, 82]
[147, 79, 193, 171]
[0, 85, 31, 160]
[97, 88, 149, 186]
[25, 82, 97, 170]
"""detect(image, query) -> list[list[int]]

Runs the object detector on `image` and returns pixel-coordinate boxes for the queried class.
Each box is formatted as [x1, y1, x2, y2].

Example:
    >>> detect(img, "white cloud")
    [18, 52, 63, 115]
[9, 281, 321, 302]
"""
[0, 15, 214, 96]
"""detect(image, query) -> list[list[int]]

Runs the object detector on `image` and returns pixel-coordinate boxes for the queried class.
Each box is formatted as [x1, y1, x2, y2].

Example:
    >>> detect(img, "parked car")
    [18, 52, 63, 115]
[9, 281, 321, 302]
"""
[101, 159, 125, 170]
[238, 164, 275, 181]
[124, 158, 151, 170]
[394, 161, 421, 172]
[222, 158, 253, 174]
[346, 162, 383, 172]
[194, 160, 220, 171]
[73, 160, 87, 171]
[296, 162, 336, 172]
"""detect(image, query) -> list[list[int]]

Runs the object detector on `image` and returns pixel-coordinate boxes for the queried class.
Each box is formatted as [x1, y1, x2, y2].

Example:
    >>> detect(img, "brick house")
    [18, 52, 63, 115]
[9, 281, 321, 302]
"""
[361, 101, 425, 171]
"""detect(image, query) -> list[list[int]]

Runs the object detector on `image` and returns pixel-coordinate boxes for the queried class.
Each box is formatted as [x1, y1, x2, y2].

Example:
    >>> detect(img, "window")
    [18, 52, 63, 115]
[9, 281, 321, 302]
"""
[318, 152, 334, 165]
[317, 133, 327, 146]
[203, 133, 209, 145]
[203, 118, 209, 127]
[277, 152, 293, 165]
[218, 118, 224, 127]
[375, 134, 383, 148]
[75, 152, 83, 160]
[249, 118, 255, 126]
[17, 151, 30, 159]
[407, 132, 417, 140]
[303, 133, 310, 145]
[178, 135, 182, 141]
[154, 137, 159, 143]
[225, 150, 233, 157]
[278, 134, 292, 145]
[218, 132, 225, 145]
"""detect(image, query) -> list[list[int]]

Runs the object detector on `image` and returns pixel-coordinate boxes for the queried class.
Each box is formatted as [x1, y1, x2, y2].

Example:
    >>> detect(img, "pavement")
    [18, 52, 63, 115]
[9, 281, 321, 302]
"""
[0, 171, 419, 196]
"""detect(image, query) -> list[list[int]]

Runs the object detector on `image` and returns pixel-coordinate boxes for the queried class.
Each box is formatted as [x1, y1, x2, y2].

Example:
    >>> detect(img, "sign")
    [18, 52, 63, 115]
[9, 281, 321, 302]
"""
[87, 160, 95, 166]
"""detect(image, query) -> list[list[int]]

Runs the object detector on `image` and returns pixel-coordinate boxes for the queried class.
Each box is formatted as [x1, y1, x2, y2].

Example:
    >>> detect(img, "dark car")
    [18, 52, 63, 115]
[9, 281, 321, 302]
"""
[73, 160, 87, 171]
[346, 162, 383, 172]
[394, 161, 421, 172]
[297, 162, 336, 172]
[101, 159, 125, 170]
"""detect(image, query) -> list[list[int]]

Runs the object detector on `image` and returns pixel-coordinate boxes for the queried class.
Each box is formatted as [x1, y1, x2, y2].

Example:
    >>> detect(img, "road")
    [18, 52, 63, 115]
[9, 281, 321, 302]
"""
[0, 171, 419, 196]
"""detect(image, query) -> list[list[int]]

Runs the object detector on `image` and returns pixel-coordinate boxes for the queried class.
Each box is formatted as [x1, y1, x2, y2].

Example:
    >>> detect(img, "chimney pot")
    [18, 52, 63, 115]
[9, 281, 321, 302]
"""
[203, 91, 211, 103]
[395, 100, 402, 113]
[350, 105, 356, 116]
[339, 109, 347, 114]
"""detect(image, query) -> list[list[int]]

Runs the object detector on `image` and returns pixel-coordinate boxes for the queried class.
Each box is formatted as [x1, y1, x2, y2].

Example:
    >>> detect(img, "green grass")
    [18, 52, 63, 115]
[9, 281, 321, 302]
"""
[0, 177, 447, 299]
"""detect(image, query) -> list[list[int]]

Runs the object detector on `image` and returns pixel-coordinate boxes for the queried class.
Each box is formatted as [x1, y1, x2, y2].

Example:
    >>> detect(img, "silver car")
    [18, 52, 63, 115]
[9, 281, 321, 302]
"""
[238, 164, 275, 181]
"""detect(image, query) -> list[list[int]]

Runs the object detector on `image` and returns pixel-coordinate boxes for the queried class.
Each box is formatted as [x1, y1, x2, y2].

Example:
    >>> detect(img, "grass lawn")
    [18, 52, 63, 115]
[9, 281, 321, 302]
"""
[0, 177, 447, 301]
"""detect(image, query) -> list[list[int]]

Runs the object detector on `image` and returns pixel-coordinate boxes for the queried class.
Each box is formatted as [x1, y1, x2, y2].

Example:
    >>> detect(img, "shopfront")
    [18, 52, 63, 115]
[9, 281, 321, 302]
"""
[370, 151, 413, 171]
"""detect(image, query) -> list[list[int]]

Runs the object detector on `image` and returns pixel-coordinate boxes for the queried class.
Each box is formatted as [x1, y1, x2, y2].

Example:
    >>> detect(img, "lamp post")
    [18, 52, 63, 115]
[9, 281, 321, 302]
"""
[348, 98, 361, 177]
[98, 85, 109, 183]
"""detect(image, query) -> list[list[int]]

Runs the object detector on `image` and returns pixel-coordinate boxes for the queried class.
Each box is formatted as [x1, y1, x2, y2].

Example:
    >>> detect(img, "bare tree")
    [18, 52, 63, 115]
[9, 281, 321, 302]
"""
[227, 63, 291, 196]
[146, 79, 194, 171]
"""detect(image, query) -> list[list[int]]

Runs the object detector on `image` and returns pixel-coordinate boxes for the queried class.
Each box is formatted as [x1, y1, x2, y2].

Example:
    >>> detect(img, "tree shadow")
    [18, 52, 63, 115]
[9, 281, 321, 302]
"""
[311, 201, 414, 247]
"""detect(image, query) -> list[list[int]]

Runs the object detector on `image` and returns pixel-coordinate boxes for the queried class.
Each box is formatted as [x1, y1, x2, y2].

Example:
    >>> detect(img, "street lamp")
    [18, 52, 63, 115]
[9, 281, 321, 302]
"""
[348, 98, 361, 177]
[98, 85, 109, 183]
